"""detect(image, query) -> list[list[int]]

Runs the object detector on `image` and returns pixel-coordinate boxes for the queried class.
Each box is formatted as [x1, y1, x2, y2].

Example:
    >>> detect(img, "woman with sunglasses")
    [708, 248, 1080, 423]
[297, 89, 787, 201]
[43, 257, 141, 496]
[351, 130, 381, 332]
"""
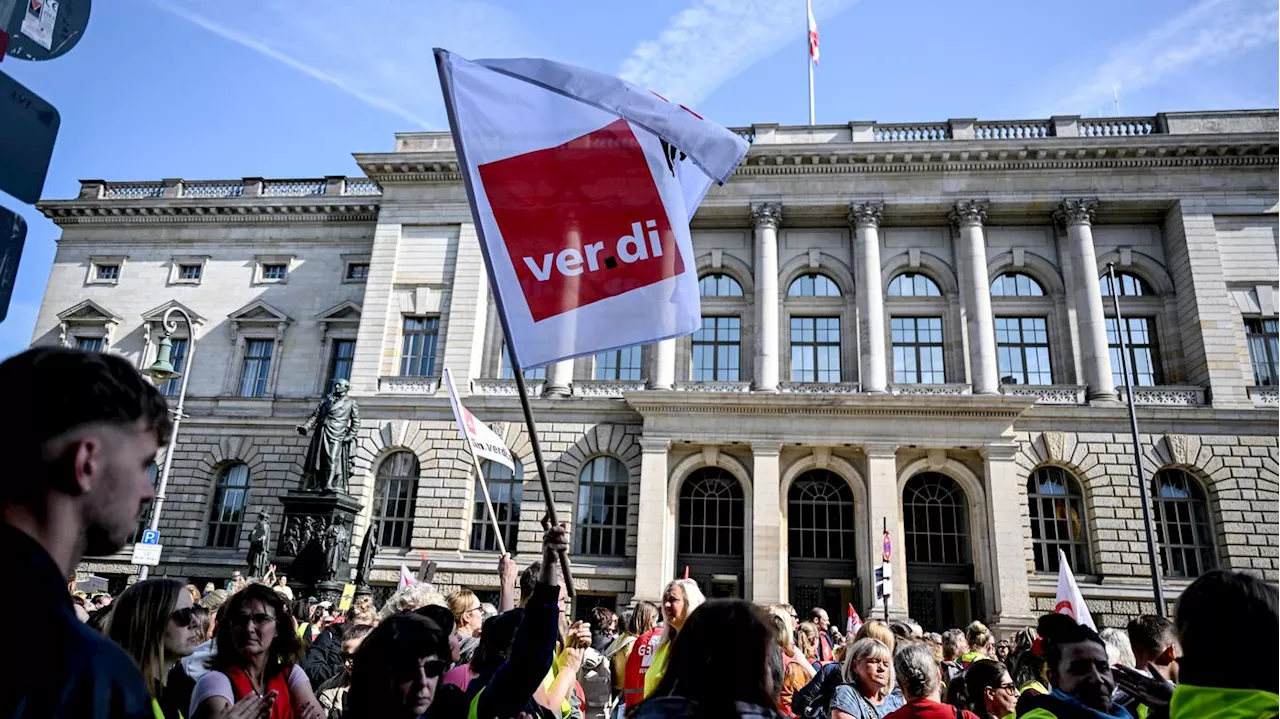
[343, 612, 452, 718]
[964, 660, 1020, 719]
[109, 578, 204, 719]
[191, 583, 325, 719]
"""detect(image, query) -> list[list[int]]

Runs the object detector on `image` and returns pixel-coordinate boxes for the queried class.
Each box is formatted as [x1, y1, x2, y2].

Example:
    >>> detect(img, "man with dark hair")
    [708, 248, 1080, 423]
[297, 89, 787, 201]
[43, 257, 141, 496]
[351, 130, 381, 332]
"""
[1, 347, 172, 718]
[1127, 615, 1178, 683]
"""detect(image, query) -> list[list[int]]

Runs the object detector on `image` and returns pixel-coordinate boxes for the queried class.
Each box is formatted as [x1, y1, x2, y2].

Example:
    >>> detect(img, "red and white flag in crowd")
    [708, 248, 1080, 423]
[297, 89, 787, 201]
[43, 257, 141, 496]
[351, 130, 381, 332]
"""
[397, 564, 417, 591]
[1055, 549, 1096, 631]
[807, 0, 820, 65]
[846, 604, 862, 634]
[444, 367, 516, 473]
[435, 49, 749, 370]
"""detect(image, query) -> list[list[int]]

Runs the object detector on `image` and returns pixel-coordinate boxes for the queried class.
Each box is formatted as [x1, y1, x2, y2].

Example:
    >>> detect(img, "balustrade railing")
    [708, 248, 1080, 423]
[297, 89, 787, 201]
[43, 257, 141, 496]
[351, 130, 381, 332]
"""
[974, 120, 1052, 140]
[1079, 117, 1156, 137]
[344, 179, 382, 196]
[874, 123, 950, 142]
[183, 182, 244, 199]
[102, 183, 164, 199]
[261, 180, 327, 197]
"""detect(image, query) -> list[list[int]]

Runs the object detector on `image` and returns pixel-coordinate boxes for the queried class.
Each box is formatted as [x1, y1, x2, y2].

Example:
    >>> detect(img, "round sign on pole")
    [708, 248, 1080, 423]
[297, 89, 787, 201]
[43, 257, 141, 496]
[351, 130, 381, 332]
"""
[882, 530, 891, 563]
[4, 0, 91, 62]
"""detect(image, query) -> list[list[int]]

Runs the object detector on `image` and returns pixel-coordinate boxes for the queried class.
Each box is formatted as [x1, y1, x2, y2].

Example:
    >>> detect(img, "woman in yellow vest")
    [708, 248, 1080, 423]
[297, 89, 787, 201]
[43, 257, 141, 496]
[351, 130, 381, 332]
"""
[643, 578, 706, 698]
[108, 578, 204, 719]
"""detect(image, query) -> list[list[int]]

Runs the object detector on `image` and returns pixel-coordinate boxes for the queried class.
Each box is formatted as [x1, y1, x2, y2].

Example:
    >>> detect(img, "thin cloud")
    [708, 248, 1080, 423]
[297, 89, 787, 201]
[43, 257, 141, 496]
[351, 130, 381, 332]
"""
[1058, 0, 1279, 114]
[619, 0, 858, 106]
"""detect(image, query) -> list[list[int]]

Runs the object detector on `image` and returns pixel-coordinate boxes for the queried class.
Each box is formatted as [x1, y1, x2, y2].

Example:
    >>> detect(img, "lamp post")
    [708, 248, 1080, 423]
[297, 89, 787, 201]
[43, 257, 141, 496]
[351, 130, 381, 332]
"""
[140, 307, 197, 580]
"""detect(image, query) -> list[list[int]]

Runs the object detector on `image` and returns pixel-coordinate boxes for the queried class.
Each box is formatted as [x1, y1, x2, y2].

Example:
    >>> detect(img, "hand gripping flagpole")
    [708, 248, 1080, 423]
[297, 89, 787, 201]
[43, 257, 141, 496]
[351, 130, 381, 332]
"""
[436, 50, 575, 596]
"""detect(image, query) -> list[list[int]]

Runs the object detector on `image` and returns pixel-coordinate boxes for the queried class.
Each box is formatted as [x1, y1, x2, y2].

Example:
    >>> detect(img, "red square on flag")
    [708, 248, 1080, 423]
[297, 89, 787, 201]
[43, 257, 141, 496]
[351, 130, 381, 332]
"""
[478, 118, 684, 322]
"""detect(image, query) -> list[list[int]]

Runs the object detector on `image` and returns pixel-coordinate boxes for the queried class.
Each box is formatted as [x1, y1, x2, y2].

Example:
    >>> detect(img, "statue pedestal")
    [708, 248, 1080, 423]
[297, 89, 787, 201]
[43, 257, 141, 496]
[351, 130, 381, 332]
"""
[274, 491, 362, 596]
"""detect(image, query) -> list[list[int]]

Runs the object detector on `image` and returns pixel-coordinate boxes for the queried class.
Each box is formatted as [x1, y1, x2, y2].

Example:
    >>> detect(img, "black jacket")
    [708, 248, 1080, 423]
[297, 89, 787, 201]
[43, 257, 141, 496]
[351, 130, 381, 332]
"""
[466, 583, 561, 719]
[792, 662, 843, 718]
[0, 523, 152, 719]
[302, 624, 346, 692]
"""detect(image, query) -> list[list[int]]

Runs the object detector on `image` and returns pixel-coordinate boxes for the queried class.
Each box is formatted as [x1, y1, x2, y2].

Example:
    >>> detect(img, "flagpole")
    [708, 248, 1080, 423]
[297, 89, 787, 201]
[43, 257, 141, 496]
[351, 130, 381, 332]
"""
[1107, 262, 1166, 616]
[464, 441, 508, 557]
[806, 0, 815, 125]
[435, 49, 576, 596]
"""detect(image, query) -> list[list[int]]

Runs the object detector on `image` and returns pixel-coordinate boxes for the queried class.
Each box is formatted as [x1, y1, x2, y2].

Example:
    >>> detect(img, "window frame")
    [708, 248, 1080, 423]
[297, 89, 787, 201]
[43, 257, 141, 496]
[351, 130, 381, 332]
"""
[159, 337, 190, 397]
[373, 451, 420, 549]
[787, 470, 856, 561]
[471, 460, 523, 553]
[75, 336, 105, 353]
[1106, 316, 1163, 387]
[677, 467, 745, 558]
[995, 316, 1053, 385]
[499, 342, 546, 380]
[887, 272, 943, 297]
[593, 345, 644, 381]
[902, 472, 970, 566]
[1245, 317, 1279, 387]
[169, 255, 210, 286]
[252, 255, 294, 285]
[399, 316, 440, 378]
[786, 273, 842, 298]
[990, 272, 1046, 297]
[698, 273, 744, 297]
[238, 338, 275, 398]
[691, 315, 742, 382]
[789, 316, 842, 383]
[575, 456, 630, 557]
[1026, 466, 1091, 574]
[891, 316, 946, 384]
[327, 338, 357, 390]
[205, 463, 251, 549]
[1151, 468, 1217, 579]
[86, 256, 127, 286]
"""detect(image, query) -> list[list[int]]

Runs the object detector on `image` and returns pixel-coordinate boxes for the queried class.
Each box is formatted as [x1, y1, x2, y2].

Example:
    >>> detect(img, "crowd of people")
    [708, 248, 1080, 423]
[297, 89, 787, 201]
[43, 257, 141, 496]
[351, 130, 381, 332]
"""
[4, 346, 1279, 719]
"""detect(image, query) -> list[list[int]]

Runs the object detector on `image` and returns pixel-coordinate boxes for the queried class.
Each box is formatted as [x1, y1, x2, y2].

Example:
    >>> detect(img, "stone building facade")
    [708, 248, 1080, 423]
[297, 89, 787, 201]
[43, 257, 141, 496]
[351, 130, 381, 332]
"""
[33, 110, 1279, 631]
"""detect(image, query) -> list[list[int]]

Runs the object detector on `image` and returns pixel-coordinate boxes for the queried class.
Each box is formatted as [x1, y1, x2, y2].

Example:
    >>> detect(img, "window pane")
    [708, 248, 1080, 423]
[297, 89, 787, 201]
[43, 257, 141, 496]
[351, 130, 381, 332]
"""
[375, 452, 419, 548]
[76, 337, 104, 352]
[239, 340, 273, 397]
[327, 339, 356, 390]
[888, 273, 941, 297]
[576, 457, 629, 556]
[699, 273, 743, 297]
[1245, 318, 1280, 386]
[594, 345, 642, 380]
[206, 463, 251, 548]
[160, 339, 189, 397]
[891, 317, 944, 384]
[789, 316, 841, 383]
[787, 273, 841, 297]
[1153, 469, 1214, 579]
[1107, 317, 1161, 387]
[995, 316, 1052, 385]
[472, 461, 523, 552]
[693, 316, 741, 381]
[400, 317, 439, 377]
[499, 343, 546, 380]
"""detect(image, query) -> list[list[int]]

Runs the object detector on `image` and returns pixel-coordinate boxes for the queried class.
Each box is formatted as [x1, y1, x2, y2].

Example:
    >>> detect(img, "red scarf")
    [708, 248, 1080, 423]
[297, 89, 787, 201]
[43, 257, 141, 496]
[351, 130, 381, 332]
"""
[223, 665, 294, 719]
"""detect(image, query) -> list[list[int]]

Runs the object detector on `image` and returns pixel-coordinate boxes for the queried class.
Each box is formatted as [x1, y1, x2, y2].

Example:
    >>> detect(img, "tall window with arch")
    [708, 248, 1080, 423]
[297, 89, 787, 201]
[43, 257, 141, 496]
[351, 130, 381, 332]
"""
[991, 272, 1053, 385]
[1027, 466, 1089, 573]
[1103, 271, 1163, 387]
[699, 273, 743, 297]
[575, 456, 630, 556]
[903, 472, 969, 565]
[1152, 468, 1216, 579]
[472, 460, 523, 552]
[787, 470, 855, 560]
[788, 273, 843, 383]
[206, 463, 251, 548]
[888, 272, 946, 384]
[374, 451, 420, 548]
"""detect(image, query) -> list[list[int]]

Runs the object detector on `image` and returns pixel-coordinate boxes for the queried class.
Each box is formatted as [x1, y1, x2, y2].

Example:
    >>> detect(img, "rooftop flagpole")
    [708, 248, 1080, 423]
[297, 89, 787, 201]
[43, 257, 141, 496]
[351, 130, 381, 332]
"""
[807, 0, 816, 125]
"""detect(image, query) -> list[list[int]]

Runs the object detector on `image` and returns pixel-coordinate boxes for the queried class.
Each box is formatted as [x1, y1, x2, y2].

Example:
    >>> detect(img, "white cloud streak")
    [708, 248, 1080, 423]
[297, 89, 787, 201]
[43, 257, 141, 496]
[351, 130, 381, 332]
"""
[1058, 0, 1279, 114]
[619, 0, 858, 106]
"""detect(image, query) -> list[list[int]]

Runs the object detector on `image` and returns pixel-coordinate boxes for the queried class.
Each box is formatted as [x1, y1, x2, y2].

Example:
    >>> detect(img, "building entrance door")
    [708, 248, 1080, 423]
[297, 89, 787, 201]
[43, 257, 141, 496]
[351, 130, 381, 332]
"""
[676, 467, 745, 598]
[786, 469, 859, 623]
[903, 472, 980, 632]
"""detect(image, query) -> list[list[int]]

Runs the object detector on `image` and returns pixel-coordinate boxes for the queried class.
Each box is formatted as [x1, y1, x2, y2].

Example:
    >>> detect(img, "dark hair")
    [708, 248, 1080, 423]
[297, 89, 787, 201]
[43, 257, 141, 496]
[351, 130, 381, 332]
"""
[1011, 649, 1048, 694]
[341, 623, 375, 645]
[590, 606, 617, 633]
[1176, 569, 1278, 692]
[87, 606, 113, 633]
[2, 348, 171, 499]
[414, 604, 455, 635]
[189, 605, 211, 641]
[211, 584, 303, 677]
[1036, 613, 1104, 683]
[630, 601, 661, 636]
[108, 578, 186, 694]
[519, 561, 541, 602]
[643, 599, 781, 712]
[1126, 615, 1176, 659]
[471, 609, 524, 676]
[964, 659, 1008, 715]
[347, 613, 450, 716]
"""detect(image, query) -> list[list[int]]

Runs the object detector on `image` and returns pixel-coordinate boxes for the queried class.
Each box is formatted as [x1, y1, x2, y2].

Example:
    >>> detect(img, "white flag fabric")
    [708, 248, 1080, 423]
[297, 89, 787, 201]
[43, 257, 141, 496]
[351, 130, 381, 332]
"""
[846, 604, 862, 635]
[435, 49, 749, 370]
[1055, 548, 1096, 631]
[444, 368, 516, 473]
[397, 564, 417, 591]
[808, 0, 820, 65]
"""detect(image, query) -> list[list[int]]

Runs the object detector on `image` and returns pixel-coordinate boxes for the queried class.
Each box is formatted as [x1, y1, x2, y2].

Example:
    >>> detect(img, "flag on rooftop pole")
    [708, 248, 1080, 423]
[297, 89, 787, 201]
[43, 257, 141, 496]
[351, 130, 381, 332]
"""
[807, 0, 818, 125]
[1055, 549, 1096, 631]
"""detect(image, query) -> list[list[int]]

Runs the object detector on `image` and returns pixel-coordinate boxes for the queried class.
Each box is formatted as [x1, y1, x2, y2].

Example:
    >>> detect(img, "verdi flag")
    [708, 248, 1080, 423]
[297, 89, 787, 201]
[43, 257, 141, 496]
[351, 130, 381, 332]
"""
[444, 367, 516, 473]
[397, 563, 417, 591]
[846, 604, 862, 634]
[1055, 548, 1096, 631]
[435, 49, 749, 370]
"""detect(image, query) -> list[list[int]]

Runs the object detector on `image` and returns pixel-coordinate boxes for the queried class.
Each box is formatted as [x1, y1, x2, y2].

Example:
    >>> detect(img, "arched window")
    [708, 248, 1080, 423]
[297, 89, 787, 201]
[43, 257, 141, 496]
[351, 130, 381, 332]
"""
[888, 272, 942, 297]
[678, 468, 745, 557]
[699, 273, 743, 297]
[471, 460, 523, 552]
[787, 470, 855, 560]
[206, 463, 250, 548]
[903, 472, 969, 565]
[990, 273, 1045, 297]
[132, 462, 160, 544]
[1027, 467, 1089, 573]
[374, 452, 419, 549]
[1152, 469, 1216, 578]
[576, 456, 630, 556]
[1100, 272, 1150, 296]
[788, 273, 841, 297]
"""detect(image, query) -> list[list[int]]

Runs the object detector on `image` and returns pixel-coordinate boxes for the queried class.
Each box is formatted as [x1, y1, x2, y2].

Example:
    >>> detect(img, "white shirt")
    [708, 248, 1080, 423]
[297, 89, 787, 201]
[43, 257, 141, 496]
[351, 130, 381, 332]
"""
[190, 665, 310, 718]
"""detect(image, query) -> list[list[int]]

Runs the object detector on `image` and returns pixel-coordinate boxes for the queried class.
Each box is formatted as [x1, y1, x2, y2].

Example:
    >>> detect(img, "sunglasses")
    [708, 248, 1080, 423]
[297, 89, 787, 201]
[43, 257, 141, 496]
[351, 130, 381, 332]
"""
[396, 659, 450, 680]
[232, 612, 277, 627]
[998, 682, 1019, 694]
[171, 607, 195, 627]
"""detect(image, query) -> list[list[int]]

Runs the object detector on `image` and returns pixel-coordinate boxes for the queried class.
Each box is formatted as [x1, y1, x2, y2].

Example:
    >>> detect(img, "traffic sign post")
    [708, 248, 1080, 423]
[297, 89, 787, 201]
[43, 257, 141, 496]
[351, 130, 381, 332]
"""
[881, 518, 892, 621]
[3, 0, 92, 62]
[130, 542, 162, 567]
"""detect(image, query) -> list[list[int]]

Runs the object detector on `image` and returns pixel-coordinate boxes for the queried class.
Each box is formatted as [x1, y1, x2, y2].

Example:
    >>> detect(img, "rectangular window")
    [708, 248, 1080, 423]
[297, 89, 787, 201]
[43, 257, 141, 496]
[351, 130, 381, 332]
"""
[692, 316, 741, 381]
[76, 336, 104, 353]
[328, 339, 356, 389]
[1245, 318, 1279, 386]
[346, 263, 370, 281]
[238, 339, 274, 397]
[179, 264, 203, 281]
[160, 338, 189, 397]
[261, 264, 287, 281]
[399, 317, 439, 377]
[790, 316, 841, 383]
[891, 317, 945, 384]
[995, 316, 1052, 385]
[95, 264, 120, 281]
[594, 345, 642, 381]
[499, 344, 546, 380]
[1107, 317, 1162, 387]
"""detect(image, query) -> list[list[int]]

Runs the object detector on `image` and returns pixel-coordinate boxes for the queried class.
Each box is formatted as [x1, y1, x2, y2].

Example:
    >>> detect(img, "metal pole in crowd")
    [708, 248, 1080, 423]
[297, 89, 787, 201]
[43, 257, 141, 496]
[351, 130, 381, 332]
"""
[140, 307, 196, 581]
[1106, 262, 1167, 616]
[882, 517, 889, 624]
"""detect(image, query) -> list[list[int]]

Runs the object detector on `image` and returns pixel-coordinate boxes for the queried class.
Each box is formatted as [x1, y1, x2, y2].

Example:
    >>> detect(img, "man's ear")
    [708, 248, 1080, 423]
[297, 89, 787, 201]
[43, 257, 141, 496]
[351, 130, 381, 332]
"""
[69, 436, 102, 495]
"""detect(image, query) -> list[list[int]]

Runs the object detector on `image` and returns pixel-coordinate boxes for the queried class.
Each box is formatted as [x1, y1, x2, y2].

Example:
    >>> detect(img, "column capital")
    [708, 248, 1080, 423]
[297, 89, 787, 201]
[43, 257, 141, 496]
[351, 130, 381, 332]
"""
[948, 200, 988, 228]
[847, 201, 884, 229]
[864, 443, 899, 460]
[980, 443, 1020, 462]
[639, 437, 671, 453]
[1054, 198, 1097, 228]
[750, 442, 782, 457]
[749, 203, 782, 230]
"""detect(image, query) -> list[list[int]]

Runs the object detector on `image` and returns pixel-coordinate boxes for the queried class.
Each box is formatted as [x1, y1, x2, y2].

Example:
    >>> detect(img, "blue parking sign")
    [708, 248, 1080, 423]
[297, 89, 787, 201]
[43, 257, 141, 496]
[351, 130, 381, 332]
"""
[141, 529, 160, 545]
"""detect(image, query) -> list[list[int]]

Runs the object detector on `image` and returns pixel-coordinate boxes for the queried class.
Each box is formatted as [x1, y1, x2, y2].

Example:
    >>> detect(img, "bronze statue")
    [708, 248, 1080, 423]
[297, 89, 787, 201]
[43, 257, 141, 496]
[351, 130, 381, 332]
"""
[323, 519, 350, 582]
[297, 379, 360, 493]
[246, 511, 271, 579]
[281, 517, 301, 556]
[355, 523, 380, 587]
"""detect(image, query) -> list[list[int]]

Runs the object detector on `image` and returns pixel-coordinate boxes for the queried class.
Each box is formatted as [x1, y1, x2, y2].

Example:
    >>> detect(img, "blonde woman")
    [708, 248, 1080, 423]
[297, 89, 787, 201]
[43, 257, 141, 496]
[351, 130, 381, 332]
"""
[771, 612, 812, 716]
[643, 578, 705, 698]
[109, 578, 203, 719]
[768, 605, 816, 683]
[831, 637, 904, 719]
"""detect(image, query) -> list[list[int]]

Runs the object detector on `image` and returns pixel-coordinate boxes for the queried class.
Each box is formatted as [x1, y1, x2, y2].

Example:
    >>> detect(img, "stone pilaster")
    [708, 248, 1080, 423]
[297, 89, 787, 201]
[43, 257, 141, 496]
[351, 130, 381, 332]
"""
[865, 443, 907, 617]
[544, 359, 574, 397]
[849, 202, 887, 393]
[949, 201, 999, 394]
[651, 338, 675, 390]
[1056, 199, 1116, 401]
[751, 203, 782, 392]
[634, 438, 673, 602]
[750, 443, 784, 604]
[983, 444, 1036, 632]
[439, 223, 489, 390]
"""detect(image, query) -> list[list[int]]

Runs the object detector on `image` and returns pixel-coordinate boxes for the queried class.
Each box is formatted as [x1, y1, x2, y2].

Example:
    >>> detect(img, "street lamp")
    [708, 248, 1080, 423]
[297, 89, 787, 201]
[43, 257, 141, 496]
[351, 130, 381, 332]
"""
[140, 307, 197, 580]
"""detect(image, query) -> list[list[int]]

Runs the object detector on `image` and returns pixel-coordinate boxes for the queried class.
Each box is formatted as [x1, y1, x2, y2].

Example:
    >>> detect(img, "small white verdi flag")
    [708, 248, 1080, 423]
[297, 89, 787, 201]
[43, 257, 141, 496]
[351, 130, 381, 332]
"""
[1055, 548, 1096, 631]
[397, 563, 417, 591]
[444, 368, 516, 473]
[435, 49, 749, 370]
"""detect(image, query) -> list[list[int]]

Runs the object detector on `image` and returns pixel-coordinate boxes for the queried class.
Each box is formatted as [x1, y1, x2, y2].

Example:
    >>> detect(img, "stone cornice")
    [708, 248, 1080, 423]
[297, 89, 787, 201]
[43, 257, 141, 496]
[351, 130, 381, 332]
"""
[38, 200, 380, 227]
[625, 391, 1034, 421]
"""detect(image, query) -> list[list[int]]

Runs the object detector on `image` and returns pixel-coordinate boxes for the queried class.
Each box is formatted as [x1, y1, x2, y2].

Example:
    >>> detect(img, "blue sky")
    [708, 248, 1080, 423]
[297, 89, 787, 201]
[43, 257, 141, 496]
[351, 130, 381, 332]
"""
[1, 0, 1276, 358]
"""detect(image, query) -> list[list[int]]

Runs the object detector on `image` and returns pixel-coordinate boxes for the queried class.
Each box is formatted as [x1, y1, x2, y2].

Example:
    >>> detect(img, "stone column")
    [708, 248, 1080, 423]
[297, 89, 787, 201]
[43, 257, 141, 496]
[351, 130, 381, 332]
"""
[982, 444, 1036, 632]
[651, 339, 676, 390]
[950, 201, 999, 394]
[634, 438, 674, 602]
[849, 202, 887, 393]
[865, 444, 907, 617]
[750, 443, 784, 604]
[751, 203, 782, 392]
[1056, 199, 1116, 401]
[544, 359, 574, 396]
